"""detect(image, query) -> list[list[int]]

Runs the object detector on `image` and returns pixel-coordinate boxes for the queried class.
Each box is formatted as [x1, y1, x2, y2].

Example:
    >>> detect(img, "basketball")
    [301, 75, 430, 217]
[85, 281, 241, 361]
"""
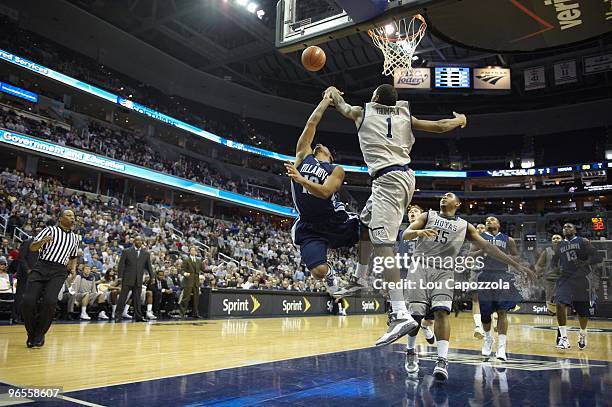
[301, 46, 326, 72]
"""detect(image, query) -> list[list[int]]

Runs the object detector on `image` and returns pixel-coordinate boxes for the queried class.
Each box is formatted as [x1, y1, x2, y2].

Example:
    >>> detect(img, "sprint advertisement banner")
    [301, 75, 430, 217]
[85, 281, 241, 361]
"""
[201, 289, 385, 318]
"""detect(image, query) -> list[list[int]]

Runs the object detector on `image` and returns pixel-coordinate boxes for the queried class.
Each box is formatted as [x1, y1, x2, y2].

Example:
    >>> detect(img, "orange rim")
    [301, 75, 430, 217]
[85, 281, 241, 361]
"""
[368, 14, 427, 43]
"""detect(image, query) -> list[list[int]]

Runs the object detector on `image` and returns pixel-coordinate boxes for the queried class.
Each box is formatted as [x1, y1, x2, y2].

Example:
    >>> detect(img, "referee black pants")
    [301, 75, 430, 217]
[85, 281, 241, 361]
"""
[21, 260, 67, 340]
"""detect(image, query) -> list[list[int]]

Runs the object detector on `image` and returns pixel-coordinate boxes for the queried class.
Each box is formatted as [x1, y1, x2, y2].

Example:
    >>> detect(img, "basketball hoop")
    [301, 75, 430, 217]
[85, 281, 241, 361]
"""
[368, 14, 427, 77]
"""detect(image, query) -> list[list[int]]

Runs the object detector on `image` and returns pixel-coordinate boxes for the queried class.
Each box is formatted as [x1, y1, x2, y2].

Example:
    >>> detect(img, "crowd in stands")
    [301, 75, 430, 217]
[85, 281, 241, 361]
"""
[1, 168, 608, 323]
[0, 103, 293, 206]
[0, 170, 358, 320]
[0, 16, 278, 153]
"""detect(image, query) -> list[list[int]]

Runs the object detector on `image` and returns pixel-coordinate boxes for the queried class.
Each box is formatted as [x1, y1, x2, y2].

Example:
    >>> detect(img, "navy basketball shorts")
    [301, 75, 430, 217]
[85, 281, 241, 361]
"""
[555, 276, 591, 317]
[478, 270, 523, 318]
[292, 217, 360, 271]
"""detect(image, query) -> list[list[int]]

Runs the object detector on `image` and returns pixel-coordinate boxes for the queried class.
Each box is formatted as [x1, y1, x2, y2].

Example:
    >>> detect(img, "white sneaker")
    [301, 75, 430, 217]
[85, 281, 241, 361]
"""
[556, 337, 571, 349]
[577, 333, 587, 350]
[405, 349, 419, 373]
[474, 325, 485, 339]
[122, 312, 132, 319]
[421, 325, 436, 345]
[98, 310, 109, 320]
[496, 345, 507, 361]
[375, 312, 419, 347]
[482, 335, 494, 356]
[80, 312, 91, 320]
[433, 357, 449, 381]
[146, 311, 157, 320]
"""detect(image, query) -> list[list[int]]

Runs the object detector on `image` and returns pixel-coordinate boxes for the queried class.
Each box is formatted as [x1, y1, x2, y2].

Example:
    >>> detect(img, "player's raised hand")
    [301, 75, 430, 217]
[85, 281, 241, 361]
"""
[518, 264, 535, 279]
[417, 229, 438, 239]
[284, 162, 306, 183]
[453, 111, 467, 128]
[41, 235, 53, 245]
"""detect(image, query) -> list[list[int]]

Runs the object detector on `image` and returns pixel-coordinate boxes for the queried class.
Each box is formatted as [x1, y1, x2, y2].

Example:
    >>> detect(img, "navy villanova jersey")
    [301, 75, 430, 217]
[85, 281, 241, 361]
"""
[481, 232, 510, 272]
[557, 236, 591, 278]
[291, 154, 347, 223]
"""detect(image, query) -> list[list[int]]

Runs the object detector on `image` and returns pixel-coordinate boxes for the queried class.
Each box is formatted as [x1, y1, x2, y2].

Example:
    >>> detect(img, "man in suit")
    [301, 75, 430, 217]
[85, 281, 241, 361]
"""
[11, 234, 39, 324]
[180, 246, 204, 318]
[149, 270, 176, 318]
[115, 235, 154, 322]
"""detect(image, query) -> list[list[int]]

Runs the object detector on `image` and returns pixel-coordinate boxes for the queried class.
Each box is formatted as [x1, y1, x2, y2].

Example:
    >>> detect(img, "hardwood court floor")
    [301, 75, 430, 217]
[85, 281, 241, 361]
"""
[0, 313, 610, 393]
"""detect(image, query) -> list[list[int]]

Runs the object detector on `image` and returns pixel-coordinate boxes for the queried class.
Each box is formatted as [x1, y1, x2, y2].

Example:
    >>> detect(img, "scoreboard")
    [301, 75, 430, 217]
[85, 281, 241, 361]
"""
[592, 217, 606, 232]
[434, 67, 471, 88]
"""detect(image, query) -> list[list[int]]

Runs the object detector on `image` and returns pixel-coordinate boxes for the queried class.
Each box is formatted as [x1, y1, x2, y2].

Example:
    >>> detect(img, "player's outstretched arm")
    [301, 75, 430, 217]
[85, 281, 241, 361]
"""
[402, 213, 437, 240]
[284, 163, 345, 199]
[467, 224, 533, 277]
[295, 94, 333, 166]
[412, 112, 467, 133]
[327, 87, 363, 124]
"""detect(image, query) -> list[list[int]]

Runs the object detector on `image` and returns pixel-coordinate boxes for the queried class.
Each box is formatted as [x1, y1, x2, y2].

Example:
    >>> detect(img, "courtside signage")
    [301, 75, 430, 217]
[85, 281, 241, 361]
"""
[473, 67, 511, 90]
[394, 68, 431, 89]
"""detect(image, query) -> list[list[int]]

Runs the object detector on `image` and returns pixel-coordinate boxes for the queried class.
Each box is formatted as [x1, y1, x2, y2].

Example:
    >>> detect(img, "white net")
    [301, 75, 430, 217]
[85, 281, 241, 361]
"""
[369, 15, 427, 77]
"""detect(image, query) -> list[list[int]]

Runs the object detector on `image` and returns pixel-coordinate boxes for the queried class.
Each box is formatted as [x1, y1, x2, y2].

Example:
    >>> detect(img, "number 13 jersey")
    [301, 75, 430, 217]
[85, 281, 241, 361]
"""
[357, 101, 414, 176]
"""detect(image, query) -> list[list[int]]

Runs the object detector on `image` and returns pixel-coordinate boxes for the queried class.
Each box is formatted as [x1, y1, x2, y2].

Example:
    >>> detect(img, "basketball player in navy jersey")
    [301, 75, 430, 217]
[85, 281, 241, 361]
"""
[552, 223, 600, 350]
[475, 216, 522, 361]
[284, 91, 362, 294]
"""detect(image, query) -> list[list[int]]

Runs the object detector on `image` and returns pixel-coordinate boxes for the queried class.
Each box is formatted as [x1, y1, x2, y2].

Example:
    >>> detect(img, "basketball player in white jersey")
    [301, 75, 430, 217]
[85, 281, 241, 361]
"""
[328, 84, 467, 347]
[402, 193, 532, 380]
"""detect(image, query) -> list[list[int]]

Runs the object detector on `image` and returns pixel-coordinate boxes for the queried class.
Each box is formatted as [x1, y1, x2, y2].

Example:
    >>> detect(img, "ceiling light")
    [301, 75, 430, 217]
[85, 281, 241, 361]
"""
[256, 9, 265, 19]
[384, 23, 395, 35]
[246, 2, 258, 13]
[237, 0, 248, 6]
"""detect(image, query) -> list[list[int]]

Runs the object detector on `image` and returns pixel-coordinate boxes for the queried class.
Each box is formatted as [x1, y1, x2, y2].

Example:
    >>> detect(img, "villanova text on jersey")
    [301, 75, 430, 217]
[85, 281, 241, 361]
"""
[481, 232, 510, 272]
[557, 236, 590, 277]
[291, 155, 344, 223]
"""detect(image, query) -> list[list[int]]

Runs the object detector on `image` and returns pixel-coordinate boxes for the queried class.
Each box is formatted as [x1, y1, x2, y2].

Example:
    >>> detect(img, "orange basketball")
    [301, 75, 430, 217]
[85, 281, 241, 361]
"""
[301, 46, 326, 72]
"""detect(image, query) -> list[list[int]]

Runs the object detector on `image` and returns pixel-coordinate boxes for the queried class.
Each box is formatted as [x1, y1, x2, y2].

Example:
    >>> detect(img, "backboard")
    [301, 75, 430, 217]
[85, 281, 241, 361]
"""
[275, 0, 433, 53]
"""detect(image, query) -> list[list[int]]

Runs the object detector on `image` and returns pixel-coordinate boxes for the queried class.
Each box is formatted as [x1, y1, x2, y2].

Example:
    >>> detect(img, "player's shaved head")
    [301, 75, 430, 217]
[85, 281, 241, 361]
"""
[372, 84, 398, 106]
[485, 216, 500, 232]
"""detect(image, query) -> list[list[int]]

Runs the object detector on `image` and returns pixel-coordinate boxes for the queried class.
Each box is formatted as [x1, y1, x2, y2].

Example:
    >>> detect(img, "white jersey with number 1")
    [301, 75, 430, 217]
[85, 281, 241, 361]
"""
[357, 101, 414, 176]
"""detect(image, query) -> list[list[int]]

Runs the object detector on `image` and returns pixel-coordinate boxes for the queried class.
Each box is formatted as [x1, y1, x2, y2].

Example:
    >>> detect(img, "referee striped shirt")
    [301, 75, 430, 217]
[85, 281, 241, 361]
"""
[34, 226, 81, 266]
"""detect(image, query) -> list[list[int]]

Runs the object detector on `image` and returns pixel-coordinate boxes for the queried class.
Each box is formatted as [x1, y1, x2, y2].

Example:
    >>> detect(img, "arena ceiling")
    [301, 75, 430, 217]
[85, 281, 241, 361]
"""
[65, 0, 611, 112]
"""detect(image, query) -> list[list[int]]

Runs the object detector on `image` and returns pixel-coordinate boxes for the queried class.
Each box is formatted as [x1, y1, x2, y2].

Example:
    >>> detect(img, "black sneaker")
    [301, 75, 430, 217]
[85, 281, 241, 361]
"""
[32, 335, 45, 348]
[433, 357, 449, 381]
[375, 313, 419, 347]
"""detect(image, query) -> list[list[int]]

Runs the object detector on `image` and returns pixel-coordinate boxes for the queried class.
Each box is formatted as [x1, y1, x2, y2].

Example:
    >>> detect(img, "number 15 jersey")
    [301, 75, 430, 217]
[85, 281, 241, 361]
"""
[357, 101, 414, 176]
[413, 210, 469, 260]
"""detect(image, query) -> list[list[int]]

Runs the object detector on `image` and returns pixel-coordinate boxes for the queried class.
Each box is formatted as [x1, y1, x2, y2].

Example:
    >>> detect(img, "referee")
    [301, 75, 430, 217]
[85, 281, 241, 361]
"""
[21, 209, 81, 348]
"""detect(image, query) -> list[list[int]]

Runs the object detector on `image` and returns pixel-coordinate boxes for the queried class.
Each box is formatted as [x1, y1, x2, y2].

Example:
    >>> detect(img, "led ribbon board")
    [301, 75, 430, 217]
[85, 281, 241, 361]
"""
[0, 49, 606, 179]
[0, 129, 298, 218]
[0, 81, 38, 102]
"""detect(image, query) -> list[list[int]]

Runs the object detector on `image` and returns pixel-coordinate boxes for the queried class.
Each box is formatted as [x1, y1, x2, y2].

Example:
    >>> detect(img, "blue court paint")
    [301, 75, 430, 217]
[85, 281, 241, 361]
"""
[52, 346, 610, 406]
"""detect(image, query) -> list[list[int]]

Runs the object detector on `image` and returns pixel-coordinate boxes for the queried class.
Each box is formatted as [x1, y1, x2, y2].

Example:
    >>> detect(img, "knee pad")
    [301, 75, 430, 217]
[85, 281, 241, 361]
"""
[481, 314, 492, 324]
